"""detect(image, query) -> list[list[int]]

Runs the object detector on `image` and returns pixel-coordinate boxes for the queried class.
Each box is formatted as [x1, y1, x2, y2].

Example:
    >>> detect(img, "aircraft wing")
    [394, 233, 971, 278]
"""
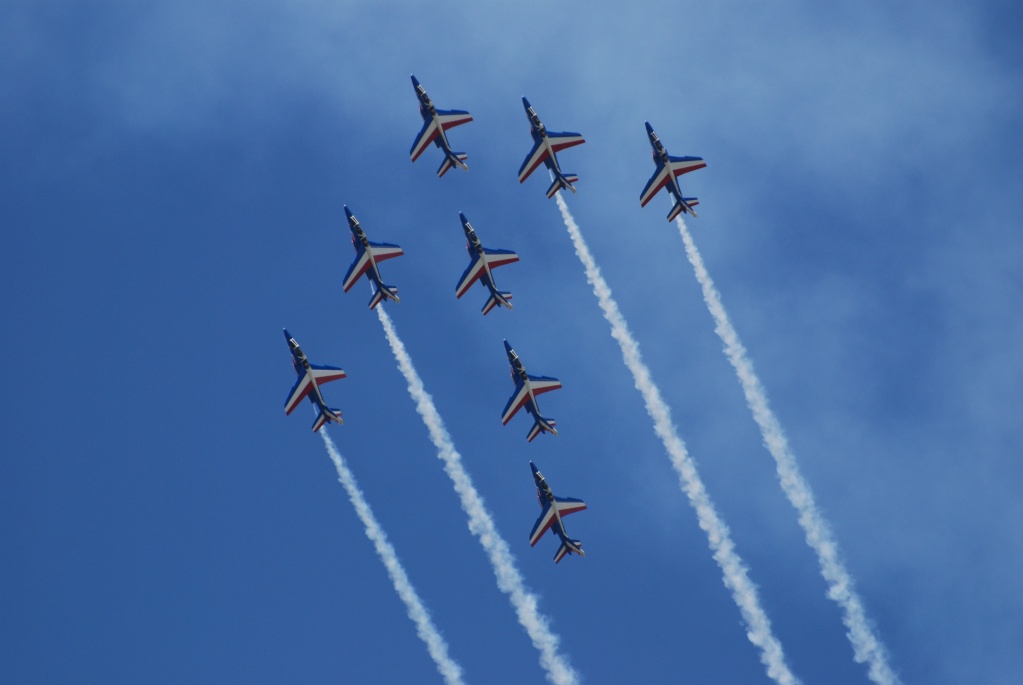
[368, 242, 405, 263]
[527, 375, 562, 396]
[501, 381, 531, 425]
[343, 250, 372, 292]
[482, 248, 519, 269]
[310, 364, 347, 384]
[554, 496, 587, 516]
[529, 503, 557, 546]
[668, 154, 706, 177]
[436, 109, 473, 130]
[518, 140, 549, 182]
[284, 375, 314, 415]
[455, 254, 485, 299]
[547, 131, 585, 153]
[640, 162, 670, 207]
[410, 119, 440, 161]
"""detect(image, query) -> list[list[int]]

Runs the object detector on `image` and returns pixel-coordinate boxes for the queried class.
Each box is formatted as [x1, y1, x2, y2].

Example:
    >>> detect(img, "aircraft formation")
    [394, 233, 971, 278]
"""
[284, 75, 706, 563]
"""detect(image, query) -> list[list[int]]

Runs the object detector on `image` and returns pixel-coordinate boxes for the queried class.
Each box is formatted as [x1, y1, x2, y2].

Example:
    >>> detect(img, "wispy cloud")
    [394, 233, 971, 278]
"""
[375, 307, 580, 685]
[676, 217, 900, 685]
[319, 432, 467, 685]
[556, 195, 799, 685]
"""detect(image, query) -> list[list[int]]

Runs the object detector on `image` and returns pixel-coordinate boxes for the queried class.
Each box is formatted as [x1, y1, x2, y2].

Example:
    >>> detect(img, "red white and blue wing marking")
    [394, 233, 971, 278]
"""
[529, 497, 586, 546]
[437, 109, 473, 130]
[668, 154, 706, 177]
[548, 131, 585, 153]
[554, 543, 571, 564]
[483, 248, 519, 269]
[456, 249, 518, 298]
[368, 242, 405, 263]
[501, 375, 561, 424]
[530, 505, 558, 546]
[455, 256, 485, 299]
[502, 383, 531, 425]
[310, 364, 347, 384]
[640, 162, 671, 207]
[555, 497, 587, 517]
[284, 376, 314, 415]
[518, 140, 549, 183]
[410, 120, 439, 161]
[343, 251, 372, 293]
[527, 375, 562, 396]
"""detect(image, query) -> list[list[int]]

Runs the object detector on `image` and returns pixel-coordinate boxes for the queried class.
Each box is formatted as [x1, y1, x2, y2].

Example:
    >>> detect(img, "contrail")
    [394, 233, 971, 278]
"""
[675, 217, 900, 685]
[319, 431, 468, 685]
[375, 306, 580, 685]
[555, 194, 799, 685]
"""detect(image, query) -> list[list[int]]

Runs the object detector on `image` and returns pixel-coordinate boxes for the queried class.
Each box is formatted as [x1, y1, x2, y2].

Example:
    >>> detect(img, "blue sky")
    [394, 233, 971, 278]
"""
[2, 1, 1022, 683]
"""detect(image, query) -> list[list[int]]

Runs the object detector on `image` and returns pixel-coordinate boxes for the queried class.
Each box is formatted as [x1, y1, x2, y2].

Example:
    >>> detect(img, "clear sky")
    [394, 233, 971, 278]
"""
[2, 1, 1021, 683]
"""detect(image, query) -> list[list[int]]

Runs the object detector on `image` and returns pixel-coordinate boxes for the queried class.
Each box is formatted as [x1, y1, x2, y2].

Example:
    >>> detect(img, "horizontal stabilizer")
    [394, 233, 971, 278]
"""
[482, 291, 513, 316]
[527, 417, 557, 442]
[545, 173, 578, 199]
[667, 197, 698, 222]
[438, 152, 469, 178]
[554, 539, 584, 564]
[312, 407, 343, 432]
[369, 284, 399, 310]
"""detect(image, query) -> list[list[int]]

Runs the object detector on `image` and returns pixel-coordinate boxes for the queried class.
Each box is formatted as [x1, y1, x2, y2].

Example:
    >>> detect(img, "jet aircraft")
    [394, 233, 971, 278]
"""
[639, 121, 706, 221]
[529, 462, 587, 563]
[409, 75, 473, 178]
[517, 97, 585, 198]
[501, 340, 562, 442]
[454, 212, 519, 315]
[341, 206, 404, 309]
[283, 329, 347, 432]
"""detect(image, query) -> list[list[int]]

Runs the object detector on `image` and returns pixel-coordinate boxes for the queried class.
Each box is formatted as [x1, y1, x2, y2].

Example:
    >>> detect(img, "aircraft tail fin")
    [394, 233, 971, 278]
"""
[668, 197, 699, 221]
[482, 291, 513, 316]
[438, 152, 469, 178]
[369, 284, 400, 309]
[554, 539, 584, 564]
[312, 407, 343, 432]
[545, 173, 579, 199]
[527, 416, 557, 442]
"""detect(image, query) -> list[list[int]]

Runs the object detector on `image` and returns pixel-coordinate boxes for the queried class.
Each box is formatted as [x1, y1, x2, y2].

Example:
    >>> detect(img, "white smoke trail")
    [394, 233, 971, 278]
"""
[375, 307, 580, 685]
[555, 195, 799, 685]
[675, 217, 900, 685]
[319, 432, 467, 685]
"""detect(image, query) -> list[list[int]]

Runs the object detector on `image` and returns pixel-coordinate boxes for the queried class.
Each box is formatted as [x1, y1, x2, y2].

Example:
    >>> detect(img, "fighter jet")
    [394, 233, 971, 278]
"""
[529, 462, 587, 564]
[639, 121, 706, 221]
[501, 340, 562, 442]
[409, 75, 474, 178]
[454, 212, 519, 315]
[283, 329, 347, 432]
[341, 206, 404, 309]
[518, 97, 585, 198]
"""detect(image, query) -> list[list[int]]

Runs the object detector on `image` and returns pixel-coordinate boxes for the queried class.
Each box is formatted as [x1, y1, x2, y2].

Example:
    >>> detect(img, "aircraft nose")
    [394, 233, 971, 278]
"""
[459, 212, 468, 223]
[645, 121, 654, 133]
[283, 328, 291, 340]
[410, 74, 420, 86]
[522, 96, 531, 108]
[503, 339, 513, 354]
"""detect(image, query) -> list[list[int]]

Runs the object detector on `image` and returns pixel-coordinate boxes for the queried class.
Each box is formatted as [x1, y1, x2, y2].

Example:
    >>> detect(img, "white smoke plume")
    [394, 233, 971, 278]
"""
[375, 307, 580, 685]
[676, 217, 900, 685]
[556, 194, 800, 685]
[319, 431, 468, 685]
